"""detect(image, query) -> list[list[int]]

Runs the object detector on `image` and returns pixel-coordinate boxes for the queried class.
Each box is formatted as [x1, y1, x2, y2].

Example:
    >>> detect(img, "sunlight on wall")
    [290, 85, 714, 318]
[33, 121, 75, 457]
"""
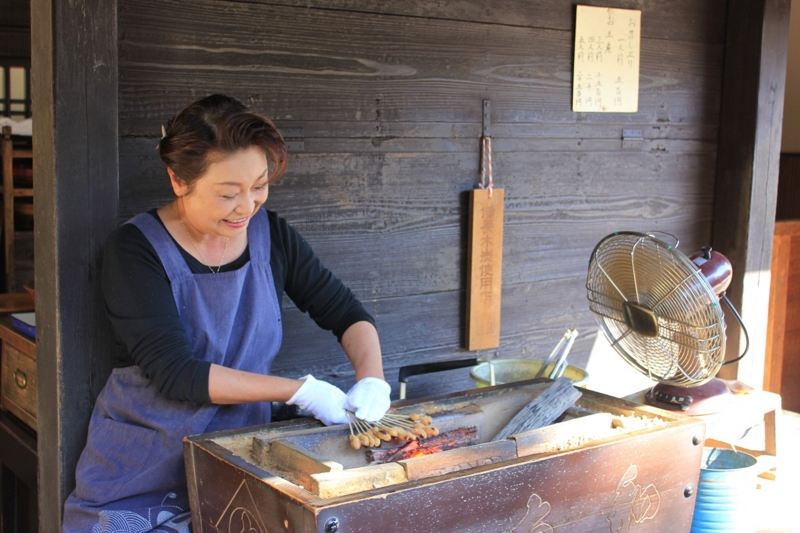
[582, 330, 655, 398]
[736, 268, 773, 389]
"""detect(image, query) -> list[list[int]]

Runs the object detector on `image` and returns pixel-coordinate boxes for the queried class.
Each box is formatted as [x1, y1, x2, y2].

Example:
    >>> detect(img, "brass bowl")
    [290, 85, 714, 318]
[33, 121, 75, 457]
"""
[470, 359, 589, 387]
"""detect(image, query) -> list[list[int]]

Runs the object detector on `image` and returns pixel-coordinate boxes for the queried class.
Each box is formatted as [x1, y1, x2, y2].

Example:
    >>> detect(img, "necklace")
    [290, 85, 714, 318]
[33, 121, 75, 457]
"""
[180, 218, 230, 274]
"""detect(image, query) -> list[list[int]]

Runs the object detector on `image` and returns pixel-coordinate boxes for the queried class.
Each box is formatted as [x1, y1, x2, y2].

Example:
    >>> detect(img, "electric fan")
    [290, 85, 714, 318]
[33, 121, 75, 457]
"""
[586, 231, 749, 415]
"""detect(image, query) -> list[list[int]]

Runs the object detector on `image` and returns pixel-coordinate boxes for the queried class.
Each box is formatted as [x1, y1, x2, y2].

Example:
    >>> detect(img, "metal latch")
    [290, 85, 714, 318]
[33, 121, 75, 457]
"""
[281, 127, 305, 152]
[621, 128, 643, 149]
[483, 99, 491, 138]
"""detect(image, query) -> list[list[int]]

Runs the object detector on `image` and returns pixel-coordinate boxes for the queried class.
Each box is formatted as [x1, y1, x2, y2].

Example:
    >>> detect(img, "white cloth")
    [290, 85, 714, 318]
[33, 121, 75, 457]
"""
[0, 117, 32, 136]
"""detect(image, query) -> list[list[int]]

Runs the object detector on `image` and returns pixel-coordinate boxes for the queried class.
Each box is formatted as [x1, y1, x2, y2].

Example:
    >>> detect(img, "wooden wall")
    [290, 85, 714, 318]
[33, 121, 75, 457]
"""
[117, 0, 727, 399]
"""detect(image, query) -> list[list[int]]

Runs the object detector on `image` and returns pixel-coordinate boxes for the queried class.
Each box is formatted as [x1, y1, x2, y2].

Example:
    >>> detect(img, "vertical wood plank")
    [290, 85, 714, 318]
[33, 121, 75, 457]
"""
[466, 188, 504, 350]
[1, 126, 15, 291]
[31, 0, 119, 528]
[781, 231, 800, 411]
[764, 225, 792, 392]
[712, 0, 790, 386]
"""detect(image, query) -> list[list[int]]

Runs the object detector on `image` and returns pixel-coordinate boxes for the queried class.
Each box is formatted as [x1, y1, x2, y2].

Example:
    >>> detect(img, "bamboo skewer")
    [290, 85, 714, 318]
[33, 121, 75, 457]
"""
[346, 410, 438, 449]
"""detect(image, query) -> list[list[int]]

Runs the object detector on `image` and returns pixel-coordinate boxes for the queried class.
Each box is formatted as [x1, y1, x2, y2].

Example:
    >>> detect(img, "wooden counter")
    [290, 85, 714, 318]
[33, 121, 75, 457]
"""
[625, 384, 781, 478]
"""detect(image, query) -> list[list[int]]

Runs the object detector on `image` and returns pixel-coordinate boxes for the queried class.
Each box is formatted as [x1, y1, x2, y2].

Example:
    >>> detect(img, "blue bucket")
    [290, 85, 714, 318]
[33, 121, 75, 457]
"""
[690, 447, 759, 533]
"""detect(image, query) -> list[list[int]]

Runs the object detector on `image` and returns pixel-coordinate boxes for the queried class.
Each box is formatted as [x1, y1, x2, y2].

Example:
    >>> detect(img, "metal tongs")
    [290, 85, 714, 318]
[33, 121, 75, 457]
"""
[534, 328, 578, 380]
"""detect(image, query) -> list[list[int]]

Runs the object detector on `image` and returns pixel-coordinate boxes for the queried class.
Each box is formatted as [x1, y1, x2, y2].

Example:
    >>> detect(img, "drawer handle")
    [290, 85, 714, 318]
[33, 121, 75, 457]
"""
[14, 369, 27, 389]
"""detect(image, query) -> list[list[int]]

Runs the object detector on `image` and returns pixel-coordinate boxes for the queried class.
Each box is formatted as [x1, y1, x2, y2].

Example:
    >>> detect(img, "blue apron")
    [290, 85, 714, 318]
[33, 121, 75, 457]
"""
[62, 209, 283, 533]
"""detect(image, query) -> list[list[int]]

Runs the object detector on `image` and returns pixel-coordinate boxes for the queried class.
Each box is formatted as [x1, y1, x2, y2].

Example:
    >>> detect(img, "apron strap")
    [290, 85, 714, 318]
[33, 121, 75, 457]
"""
[126, 212, 193, 281]
[247, 208, 270, 265]
[128, 209, 271, 278]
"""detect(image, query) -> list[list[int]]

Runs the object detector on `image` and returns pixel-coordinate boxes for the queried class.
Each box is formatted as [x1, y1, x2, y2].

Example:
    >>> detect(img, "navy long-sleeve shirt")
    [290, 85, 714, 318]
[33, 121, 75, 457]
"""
[101, 209, 374, 404]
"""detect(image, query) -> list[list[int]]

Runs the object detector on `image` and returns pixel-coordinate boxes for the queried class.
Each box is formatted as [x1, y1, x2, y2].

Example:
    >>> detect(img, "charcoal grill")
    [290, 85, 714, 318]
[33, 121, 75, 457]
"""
[184, 379, 705, 533]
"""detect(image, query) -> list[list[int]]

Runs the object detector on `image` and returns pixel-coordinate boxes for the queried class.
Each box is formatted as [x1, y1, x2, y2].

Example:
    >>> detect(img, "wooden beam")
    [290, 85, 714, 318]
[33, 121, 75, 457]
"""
[310, 463, 407, 499]
[712, 0, 791, 387]
[491, 377, 582, 442]
[30, 0, 119, 529]
[263, 440, 343, 491]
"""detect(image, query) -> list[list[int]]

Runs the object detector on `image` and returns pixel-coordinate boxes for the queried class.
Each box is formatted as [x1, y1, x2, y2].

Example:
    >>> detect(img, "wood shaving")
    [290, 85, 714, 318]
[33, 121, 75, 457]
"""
[612, 414, 667, 431]
[543, 415, 667, 453]
[543, 435, 596, 452]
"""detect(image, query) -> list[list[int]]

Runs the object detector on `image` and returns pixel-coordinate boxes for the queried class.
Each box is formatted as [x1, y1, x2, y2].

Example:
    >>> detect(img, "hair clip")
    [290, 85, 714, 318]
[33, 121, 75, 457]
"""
[156, 124, 167, 151]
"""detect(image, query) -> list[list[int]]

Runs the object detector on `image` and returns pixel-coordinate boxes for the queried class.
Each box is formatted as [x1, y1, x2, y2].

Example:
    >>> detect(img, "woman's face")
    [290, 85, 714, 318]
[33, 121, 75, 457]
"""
[171, 147, 270, 237]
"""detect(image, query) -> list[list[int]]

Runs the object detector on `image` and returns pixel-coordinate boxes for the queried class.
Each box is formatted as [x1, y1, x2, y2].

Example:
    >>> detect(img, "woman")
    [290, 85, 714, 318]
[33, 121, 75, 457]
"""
[62, 94, 391, 532]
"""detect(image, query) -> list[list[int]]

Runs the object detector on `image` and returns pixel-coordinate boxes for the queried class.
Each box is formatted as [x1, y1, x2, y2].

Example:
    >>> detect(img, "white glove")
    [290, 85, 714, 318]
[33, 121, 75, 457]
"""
[286, 375, 349, 426]
[346, 377, 391, 423]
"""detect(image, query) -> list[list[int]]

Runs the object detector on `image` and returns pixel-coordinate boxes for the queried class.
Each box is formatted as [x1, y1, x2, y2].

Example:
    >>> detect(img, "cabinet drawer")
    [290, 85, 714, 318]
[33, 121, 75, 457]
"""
[2, 343, 37, 430]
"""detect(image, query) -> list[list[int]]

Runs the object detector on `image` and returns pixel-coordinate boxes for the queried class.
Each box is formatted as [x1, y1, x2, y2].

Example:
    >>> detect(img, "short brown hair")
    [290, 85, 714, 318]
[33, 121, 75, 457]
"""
[158, 94, 288, 189]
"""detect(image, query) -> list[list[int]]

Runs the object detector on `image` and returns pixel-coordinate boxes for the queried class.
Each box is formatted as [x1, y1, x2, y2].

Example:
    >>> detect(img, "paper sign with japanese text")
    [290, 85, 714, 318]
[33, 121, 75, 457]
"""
[572, 6, 641, 113]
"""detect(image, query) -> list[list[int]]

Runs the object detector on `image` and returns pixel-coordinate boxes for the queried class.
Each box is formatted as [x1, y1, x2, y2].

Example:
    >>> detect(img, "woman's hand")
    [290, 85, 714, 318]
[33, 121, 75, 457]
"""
[346, 377, 391, 422]
[286, 375, 350, 425]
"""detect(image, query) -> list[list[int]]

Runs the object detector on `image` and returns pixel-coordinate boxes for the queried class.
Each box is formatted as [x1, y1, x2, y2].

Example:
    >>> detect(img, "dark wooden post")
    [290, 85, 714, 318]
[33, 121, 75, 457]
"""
[712, 0, 791, 386]
[30, 0, 119, 529]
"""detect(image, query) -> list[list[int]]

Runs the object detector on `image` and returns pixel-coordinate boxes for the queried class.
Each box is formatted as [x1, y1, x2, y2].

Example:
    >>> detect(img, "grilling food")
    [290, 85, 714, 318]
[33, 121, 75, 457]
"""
[347, 411, 438, 450]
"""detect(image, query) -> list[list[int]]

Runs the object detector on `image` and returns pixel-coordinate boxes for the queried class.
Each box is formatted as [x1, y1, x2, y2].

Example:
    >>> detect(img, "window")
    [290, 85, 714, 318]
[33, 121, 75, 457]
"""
[0, 64, 32, 119]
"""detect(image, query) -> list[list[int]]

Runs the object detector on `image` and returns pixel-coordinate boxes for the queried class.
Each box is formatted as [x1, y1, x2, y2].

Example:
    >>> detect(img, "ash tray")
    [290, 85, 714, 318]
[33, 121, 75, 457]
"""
[10, 312, 36, 338]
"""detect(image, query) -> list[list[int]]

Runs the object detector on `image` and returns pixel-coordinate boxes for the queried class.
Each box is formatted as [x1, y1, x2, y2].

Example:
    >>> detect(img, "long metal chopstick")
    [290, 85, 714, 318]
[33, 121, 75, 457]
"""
[535, 328, 578, 379]
[549, 329, 578, 379]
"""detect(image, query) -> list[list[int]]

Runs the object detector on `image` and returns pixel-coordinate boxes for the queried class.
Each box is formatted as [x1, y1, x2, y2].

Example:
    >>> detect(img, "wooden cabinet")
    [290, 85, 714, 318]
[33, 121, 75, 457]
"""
[0, 409, 37, 533]
[1, 126, 34, 293]
[0, 317, 36, 431]
[0, 316, 37, 532]
[0, 317, 36, 430]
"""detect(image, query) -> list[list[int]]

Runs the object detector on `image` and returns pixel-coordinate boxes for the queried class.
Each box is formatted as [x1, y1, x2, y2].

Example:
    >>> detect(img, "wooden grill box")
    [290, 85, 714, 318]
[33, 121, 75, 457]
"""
[184, 380, 706, 533]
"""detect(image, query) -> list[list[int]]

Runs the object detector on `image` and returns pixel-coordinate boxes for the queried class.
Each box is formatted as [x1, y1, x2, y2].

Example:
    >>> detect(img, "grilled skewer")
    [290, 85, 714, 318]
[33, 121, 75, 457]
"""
[346, 410, 438, 449]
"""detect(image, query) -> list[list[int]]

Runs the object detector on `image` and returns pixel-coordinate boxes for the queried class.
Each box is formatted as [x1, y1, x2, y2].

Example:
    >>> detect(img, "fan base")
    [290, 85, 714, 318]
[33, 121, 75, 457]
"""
[645, 378, 733, 416]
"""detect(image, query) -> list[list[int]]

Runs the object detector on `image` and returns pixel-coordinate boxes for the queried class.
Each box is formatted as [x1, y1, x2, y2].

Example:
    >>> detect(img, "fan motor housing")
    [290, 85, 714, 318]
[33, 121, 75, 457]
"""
[689, 247, 733, 295]
[622, 301, 659, 337]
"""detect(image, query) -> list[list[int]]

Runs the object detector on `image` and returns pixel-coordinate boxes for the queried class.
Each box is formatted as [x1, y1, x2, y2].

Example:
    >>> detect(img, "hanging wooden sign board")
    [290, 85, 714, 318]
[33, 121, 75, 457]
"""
[466, 188, 504, 350]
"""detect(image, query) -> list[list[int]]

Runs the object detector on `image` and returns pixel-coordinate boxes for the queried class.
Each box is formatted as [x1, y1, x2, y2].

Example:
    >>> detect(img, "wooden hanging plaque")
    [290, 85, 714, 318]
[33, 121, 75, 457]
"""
[466, 188, 504, 350]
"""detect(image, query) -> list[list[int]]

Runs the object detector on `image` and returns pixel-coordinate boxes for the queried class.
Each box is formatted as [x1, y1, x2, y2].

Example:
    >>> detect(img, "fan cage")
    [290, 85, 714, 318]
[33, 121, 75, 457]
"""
[586, 232, 726, 387]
